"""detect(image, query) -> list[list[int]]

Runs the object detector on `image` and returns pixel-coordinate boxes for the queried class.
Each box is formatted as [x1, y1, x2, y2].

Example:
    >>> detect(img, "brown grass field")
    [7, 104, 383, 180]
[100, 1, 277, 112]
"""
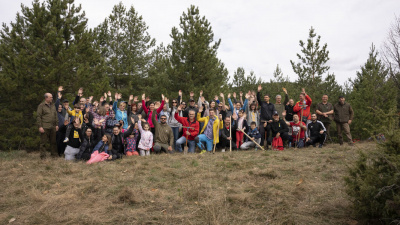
[0, 142, 375, 225]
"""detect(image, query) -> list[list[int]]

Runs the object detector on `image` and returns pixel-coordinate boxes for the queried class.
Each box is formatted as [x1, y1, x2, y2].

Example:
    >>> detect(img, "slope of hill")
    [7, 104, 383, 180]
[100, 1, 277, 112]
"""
[0, 143, 372, 224]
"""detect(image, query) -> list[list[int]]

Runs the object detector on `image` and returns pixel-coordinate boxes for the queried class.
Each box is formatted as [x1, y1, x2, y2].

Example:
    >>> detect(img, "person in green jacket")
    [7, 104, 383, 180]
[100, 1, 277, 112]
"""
[37, 93, 59, 159]
[334, 96, 354, 146]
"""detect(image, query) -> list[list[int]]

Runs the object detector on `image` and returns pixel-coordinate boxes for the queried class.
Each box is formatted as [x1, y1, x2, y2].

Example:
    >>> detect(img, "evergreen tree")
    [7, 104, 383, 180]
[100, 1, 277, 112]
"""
[349, 44, 397, 139]
[166, 5, 228, 100]
[0, 0, 106, 150]
[94, 2, 156, 92]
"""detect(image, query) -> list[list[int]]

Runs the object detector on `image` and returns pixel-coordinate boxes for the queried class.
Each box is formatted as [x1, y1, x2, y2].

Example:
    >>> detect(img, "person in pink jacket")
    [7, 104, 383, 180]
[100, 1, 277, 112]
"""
[141, 93, 165, 135]
[137, 114, 153, 156]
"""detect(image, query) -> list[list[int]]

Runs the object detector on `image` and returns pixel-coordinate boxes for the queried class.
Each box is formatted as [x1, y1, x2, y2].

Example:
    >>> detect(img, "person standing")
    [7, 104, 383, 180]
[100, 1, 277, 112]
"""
[257, 85, 275, 147]
[37, 93, 59, 159]
[334, 96, 354, 146]
[316, 95, 334, 142]
[293, 88, 312, 124]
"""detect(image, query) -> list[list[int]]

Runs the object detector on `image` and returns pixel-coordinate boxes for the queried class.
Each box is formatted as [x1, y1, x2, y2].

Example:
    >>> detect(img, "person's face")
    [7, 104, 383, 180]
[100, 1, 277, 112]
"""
[80, 98, 86, 105]
[163, 105, 168, 111]
[132, 105, 137, 111]
[225, 117, 231, 125]
[293, 114, 299, 123]
[58, 105, 62, 112]
[119, 103, 126, 111]
[190, 101, 195, 106]
[251, 124, 256, 130]
[75, 108, 81, 113]
[299, 94, 305, 101]
[236, 103, 241, 109]
[73, 121, 80, 128]
[109, 105, 113, 111]
[210, 102, 215, 108]
[322, 95, 328, 102]
[238, 111, 243, 118]
[339, 98, 345, 104]
[129, 134, 135, 139]
[85, 128, 92, 137]
[113, 127, 120, 135]
[149, 103, 155, 111]
[189, 111, 195, 120]
[218, 103, 223, 110]
[273, 114, 279, 121]
[46, 94, 53, 103]
[276, 96, 281, 103]
[311, 114, 317, 121]
[80, 105, 85, 111]
[264, 95, 270, 102]
[181, 102, 187, 108]
[137, 103, 142, 108]
[172, 100, 178, 107]
[251, 105, 256, 110]
[160, 116, 167, 124]
[102, 135, 108, 142]
[209, 110, 215, 117]
[289, 99, 294, 105]
[104, 104, 109, 110]
[143, 124, 150, 131]
[63, 102, 69, 108]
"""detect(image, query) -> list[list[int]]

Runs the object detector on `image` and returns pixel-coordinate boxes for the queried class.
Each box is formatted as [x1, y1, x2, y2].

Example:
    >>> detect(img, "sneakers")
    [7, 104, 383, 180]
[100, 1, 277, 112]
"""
[200, 150, 207, 154]
[318, 144, 323, 148]
[221, 149, 225, 152]
[63, 137, 69, 143]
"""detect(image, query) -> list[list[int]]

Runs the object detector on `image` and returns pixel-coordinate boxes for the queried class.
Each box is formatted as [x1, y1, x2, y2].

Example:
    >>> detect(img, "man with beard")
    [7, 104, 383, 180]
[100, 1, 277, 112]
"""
[152, 109, 174, 154]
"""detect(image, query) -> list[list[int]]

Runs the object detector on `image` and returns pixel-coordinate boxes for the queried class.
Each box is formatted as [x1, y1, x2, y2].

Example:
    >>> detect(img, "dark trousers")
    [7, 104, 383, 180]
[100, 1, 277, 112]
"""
[323, 122, 331, 142]
[56, 131, 66, 156]
[40, 127, 57, 158]
[306, 133, 327, 146]
[259, 123, 270, 146]
[218, 136, 237, 149]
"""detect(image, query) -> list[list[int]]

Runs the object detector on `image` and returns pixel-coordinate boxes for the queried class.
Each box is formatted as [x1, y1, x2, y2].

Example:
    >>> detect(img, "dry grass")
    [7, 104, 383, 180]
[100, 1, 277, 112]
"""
[0, 142, 376, 224]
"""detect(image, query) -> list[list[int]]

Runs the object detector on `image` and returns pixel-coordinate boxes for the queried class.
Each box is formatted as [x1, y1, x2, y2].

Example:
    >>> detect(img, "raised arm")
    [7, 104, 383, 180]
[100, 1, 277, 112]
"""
[141, 94, 149, 114]
[156, 94, 165, 114]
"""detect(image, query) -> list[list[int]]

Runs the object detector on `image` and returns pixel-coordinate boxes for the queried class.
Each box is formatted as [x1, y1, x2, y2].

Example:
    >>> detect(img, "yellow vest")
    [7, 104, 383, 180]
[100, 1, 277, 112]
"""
[197, 113, 223, 144]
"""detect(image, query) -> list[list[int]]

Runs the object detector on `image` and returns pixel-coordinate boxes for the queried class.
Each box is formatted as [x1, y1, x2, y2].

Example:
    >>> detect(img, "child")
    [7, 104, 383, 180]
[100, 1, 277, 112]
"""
[87, 134, 113, 164]
[240, 122, 261, 150]
[137, 114, 153, 156]
[235, 110, 248, 148]
[63, 103, 83, 142]
[125, 118, 139, 156]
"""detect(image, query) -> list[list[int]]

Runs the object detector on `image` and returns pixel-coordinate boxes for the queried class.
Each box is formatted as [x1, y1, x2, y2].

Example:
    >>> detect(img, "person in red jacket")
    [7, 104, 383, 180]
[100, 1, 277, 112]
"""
[174, 105, 200, 153]
[293, 88, 312, 124]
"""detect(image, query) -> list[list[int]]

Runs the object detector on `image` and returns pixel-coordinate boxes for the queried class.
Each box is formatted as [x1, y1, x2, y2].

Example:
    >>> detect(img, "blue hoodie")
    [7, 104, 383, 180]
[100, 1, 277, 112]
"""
[113, 101, 128, 130]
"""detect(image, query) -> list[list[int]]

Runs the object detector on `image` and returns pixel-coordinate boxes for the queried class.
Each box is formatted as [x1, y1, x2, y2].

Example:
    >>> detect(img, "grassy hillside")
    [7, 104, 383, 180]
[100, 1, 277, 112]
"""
[0, 143, 374, 224]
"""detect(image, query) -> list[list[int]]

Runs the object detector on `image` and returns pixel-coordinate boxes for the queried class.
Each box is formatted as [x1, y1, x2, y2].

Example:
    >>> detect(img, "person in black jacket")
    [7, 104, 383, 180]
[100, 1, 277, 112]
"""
[268, 111, 290, 144]
[257, 85, 275, 146]
[64, 117, 83, 160]
[111, 123, 135, 155]
[218, 116, 237, 152]
[77, 119, 104, 161]
[306, 114, 326, 148]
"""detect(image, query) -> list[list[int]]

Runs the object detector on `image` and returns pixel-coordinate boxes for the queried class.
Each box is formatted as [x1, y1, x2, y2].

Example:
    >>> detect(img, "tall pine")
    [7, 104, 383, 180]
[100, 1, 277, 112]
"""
[349, 44, 397, 139]
[0, 0, 106, 150]
[166, 5, 228, 99]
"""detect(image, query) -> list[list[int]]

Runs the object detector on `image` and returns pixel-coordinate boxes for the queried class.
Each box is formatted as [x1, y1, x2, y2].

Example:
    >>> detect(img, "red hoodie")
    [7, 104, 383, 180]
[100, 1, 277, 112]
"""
[293, 95, 312, 120]
[142, 100, 164, 128]
[174, 112, 200, 141]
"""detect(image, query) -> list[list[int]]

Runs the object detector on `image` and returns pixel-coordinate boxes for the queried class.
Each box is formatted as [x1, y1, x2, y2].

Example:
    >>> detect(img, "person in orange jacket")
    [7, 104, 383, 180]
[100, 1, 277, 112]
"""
[293, 88, 312, 124]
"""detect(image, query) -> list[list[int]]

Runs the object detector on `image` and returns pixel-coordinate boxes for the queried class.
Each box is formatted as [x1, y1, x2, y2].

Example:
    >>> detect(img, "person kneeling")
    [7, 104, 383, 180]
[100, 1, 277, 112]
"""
[240, 122, 261, 150]
[269, 111, 290, 150]
[306, 114, 327, 148]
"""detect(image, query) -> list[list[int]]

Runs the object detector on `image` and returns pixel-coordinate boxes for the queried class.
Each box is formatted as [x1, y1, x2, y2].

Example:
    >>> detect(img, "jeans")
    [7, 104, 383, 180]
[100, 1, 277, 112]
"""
[196, 134, 214, 151]
[171, 127, 180, 150]
[176, 136, 196, 153]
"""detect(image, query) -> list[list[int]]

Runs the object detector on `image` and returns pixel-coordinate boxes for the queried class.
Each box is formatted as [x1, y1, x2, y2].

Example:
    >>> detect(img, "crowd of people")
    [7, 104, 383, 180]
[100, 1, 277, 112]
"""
[36, 85, 354, 162]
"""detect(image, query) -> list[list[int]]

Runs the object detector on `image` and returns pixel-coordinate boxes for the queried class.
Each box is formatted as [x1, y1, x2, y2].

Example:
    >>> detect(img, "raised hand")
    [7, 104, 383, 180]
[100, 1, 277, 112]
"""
[232, 112, 238, 120]
[141, 94, 145, 101]
[58, 86, 63, 92]
[115, 92, 118, 100]
[233, 92, 237, 99]
[129, 95, 134, 102]
[200, 90, 203, 96]
[93, 101, 99, 107]
[228, 93, 231, 99]
[57, 91, 62, 99]
[104, 92, 107, 99]
[218, 114, 222, 120]
[117, 93, 122, 100]
[178, 90, 182, 96]
[85, 107, 90, 113]
[220, 93, 224, 98]
[177, 105, 182, 111]
[200, 96, 205, 103]
[133, 96, 138, 102]
[100, 96, 104, 102]
[107, 91, 111, 97]
[88, 96, 93, 103]
[240, 91, 243, 97]
[78, 88, 83, 97]
[145, 96, 150, 102]
[161, 94, 165, 100]
[282, 87, 287, 94]
[245, 93, 250, 99]
[165, 97, 169, 103]
[258, 85, 262, 92]
[302, 88, 306, 95]
[138, 114, 142, 120]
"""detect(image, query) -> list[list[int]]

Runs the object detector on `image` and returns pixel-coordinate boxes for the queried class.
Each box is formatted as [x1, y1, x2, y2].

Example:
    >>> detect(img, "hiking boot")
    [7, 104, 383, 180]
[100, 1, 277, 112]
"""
[63, 137, 69, 143]
[200, 150, 207, 154]
[318, 144, 323, 148]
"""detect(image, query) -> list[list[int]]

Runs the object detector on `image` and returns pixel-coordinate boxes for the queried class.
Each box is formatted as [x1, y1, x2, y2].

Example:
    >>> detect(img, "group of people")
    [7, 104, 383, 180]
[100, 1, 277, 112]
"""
[36, 85, 354, 161]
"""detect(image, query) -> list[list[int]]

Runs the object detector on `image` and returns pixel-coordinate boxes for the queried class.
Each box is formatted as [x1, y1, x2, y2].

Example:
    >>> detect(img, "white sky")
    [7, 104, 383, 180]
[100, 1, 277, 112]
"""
[1, 0, 399, 85]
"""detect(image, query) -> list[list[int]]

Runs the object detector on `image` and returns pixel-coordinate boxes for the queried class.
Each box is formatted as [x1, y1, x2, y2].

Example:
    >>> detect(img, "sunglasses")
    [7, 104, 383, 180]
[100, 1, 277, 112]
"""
[172, 101, 177, 103]
[160, 118, 167, 120]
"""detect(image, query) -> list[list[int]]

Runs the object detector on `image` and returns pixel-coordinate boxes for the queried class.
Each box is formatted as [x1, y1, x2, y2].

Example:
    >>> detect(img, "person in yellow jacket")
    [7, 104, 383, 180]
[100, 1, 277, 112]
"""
[63, 104, 84, 143]
[196, 107, 223, 153]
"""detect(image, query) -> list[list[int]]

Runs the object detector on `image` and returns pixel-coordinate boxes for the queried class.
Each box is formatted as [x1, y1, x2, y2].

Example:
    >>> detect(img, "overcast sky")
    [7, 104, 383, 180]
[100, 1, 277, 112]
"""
[1, 0, 399, 85]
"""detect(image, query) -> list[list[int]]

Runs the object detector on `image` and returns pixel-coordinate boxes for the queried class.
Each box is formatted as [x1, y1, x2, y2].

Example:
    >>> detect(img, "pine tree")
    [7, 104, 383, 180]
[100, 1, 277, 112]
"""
[349, 44, 397, 139]
[290, 27, 330, 90]
[0, 0, 106, 150]
[166, 5, 228, 100]
[94, 2, 156, 92]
